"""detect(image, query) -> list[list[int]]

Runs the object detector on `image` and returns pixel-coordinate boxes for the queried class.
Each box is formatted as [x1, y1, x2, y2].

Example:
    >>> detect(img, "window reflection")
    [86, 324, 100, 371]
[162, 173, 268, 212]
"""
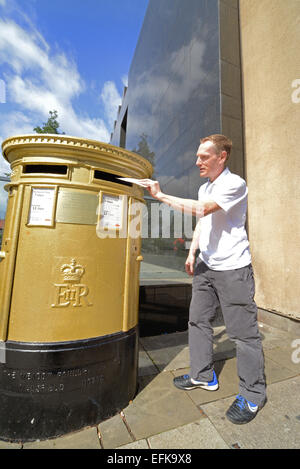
[140, 196, 197, 280]
[110, 0, 220, 279]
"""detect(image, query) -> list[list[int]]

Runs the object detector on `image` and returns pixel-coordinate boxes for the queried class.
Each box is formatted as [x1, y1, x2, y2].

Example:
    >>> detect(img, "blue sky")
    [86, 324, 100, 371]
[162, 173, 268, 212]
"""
[0, 0, 149, 175]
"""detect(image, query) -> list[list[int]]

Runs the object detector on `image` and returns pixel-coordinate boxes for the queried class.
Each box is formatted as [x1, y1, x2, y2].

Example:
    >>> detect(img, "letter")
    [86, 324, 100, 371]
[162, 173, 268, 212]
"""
[291, 79, 300, 104]
[51, 284, 70, 307]
[141, 202, 149, 238]
[150, 202, 172, 238]
[107, 456, 113, 464]
[161, 204, 171, 238]
[150, 202, 160, 238]
[184, 212, 195, 238]
[173, 209, 183, 238]
[291, 339, 300, 364]
[128, 200, 143, 239]
[73, 284, 90, 307]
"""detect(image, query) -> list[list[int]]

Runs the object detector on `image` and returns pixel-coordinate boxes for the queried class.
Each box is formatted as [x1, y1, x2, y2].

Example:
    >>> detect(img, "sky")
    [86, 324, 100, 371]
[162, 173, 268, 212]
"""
[0, 0, 149, 176]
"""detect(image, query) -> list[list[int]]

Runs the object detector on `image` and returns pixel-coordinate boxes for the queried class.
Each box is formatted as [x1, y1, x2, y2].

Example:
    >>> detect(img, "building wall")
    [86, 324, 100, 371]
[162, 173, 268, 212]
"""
[239, 0, 300, 320]
[220, 0, 244, 177]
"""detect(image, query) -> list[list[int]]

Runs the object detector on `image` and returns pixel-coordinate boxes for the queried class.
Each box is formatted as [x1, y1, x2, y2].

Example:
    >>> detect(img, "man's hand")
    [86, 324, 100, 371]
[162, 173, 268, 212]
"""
[139, 179, 163, 199]
[185, 251, 196, 276]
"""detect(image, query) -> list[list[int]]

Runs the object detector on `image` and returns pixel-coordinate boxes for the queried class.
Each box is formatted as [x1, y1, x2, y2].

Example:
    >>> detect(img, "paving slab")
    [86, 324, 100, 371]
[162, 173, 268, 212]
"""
[140, 328, 236, 373]
[201, 376, 300, 449]
[140, 323, 298, 369]
[0, 440, 22, 449]
[258, 309, 300, 337]
[171, 353, 297, 408]
[172, 359, 239, 407]
[148, 418, 229, 449]
[264, 344, 300, 374]
[1, 323, 298, 450]
[147, 344, 190, 372]
[122, 371, 202, 441]
[264, 355, 298, 384]
[23, 427, 100, 449]
[117, 439, 149, 449]
[138, 348, 159, 377]
[139, 331, 189, 373]
[140, 330, 188, 351]
[98, 413, 133, 449]
[258, 322, 299, 350]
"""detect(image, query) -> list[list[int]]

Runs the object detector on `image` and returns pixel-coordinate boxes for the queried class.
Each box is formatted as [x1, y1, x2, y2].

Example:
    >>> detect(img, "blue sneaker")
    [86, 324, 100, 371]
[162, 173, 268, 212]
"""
[173, 370, 219, 391]
[226, 394, 261, 424]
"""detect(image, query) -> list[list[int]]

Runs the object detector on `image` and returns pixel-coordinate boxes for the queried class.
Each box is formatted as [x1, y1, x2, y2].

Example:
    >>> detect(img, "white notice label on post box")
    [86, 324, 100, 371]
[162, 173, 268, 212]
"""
[28, 188, 56, 226]
[101, 194, 124, 230]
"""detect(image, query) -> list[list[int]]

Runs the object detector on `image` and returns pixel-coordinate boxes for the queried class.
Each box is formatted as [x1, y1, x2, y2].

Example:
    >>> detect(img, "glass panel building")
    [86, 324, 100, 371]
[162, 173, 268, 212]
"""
[110, 0, 244, 284]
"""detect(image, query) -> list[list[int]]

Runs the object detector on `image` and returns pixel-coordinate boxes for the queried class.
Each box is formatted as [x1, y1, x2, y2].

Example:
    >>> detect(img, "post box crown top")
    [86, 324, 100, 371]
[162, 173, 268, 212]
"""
[1, 134, 153, 178]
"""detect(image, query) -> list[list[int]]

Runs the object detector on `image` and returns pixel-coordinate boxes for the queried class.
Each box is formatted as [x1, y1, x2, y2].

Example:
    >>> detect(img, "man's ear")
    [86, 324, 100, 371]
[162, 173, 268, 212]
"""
[220, 150, 228, 163]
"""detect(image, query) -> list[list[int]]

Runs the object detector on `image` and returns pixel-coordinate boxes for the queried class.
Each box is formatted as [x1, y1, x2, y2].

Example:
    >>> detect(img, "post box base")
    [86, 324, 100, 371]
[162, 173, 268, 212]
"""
[0, 327, 138, 443]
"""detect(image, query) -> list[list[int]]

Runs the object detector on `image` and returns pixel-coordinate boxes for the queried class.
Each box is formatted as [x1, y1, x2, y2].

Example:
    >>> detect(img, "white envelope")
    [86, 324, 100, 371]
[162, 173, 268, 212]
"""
[117, 177, 150, 187]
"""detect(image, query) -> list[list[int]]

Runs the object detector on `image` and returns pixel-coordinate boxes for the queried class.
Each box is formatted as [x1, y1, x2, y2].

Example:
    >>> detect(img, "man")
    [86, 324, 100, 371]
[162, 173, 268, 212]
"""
[141, 134, 266, 424]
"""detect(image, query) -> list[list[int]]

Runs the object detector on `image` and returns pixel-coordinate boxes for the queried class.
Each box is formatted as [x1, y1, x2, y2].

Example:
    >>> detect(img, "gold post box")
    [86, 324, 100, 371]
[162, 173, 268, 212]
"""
[0, 134, 152, 442]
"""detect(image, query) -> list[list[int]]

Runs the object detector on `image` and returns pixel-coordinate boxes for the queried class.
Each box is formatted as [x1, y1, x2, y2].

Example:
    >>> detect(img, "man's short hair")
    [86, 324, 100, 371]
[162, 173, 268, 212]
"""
[200, 134, 232, 160]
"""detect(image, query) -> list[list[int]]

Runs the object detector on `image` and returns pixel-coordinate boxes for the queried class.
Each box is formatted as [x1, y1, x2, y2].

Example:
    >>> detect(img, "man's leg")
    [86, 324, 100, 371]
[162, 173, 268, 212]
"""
[188, 259, 220, 382]
[214, 265, 266, 407]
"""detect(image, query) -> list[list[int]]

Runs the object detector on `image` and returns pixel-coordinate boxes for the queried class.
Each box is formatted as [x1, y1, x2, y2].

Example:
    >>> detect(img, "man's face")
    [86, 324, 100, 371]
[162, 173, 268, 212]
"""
[196, 141, 226, 182]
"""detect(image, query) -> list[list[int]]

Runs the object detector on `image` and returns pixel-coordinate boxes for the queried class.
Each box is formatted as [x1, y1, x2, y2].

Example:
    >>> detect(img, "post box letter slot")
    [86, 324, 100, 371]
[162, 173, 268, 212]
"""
[94, 170, 133, 187]
[24, 164, 68, 175]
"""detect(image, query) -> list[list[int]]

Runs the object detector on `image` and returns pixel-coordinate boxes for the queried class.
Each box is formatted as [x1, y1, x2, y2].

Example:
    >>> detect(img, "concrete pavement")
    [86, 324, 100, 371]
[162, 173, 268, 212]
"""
[1, 321, 300, 450]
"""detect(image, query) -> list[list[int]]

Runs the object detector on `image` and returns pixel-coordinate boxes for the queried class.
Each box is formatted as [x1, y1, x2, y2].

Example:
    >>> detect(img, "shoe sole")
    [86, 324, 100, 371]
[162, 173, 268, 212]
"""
[174, 383, 219, 391]
[225, 411, 257, 425]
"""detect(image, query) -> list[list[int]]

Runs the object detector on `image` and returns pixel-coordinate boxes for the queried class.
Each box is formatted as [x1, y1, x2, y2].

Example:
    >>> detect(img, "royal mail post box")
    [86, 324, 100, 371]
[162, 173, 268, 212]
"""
[0, 134, 152, 442]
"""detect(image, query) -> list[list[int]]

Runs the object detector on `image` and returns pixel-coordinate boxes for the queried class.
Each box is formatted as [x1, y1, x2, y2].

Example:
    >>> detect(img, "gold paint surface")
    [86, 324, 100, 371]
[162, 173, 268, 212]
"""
[8, 192, 127, 341]
[123, 198, 144, 331]
[56, 189, 98, 225]
[0, 135, 152, 342]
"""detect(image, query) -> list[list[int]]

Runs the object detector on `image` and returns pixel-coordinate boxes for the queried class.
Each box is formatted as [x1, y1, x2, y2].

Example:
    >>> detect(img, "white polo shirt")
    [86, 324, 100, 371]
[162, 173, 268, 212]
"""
[198, 167, 251, 271]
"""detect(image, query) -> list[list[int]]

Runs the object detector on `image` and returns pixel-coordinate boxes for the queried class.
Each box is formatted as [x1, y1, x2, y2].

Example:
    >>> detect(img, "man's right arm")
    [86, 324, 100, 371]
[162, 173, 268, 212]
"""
[185, 218, 201, 276]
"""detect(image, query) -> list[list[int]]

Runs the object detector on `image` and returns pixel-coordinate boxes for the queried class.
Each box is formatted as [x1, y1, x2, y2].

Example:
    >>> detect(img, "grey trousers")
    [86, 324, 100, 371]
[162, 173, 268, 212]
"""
[189, 258, 266, 406]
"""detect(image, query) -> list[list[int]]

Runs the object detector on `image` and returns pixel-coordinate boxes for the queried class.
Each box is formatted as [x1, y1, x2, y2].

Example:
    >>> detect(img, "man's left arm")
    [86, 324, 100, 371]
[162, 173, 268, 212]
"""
[140, 179, 221, 217]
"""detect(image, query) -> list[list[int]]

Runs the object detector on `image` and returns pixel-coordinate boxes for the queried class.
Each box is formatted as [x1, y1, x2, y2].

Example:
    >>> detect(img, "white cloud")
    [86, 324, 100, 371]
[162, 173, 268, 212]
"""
[122, 75, 128, 88]
[0, 20, 51, 75]
[100, 81, 122, 128]
[9, 76, 61, 114]
[0, 135, 10, 176]
[0, 113, 32, 175]
[1, 111, 33, 136]
[0, 18, 121, 144]
[0, 160, 10, 176]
